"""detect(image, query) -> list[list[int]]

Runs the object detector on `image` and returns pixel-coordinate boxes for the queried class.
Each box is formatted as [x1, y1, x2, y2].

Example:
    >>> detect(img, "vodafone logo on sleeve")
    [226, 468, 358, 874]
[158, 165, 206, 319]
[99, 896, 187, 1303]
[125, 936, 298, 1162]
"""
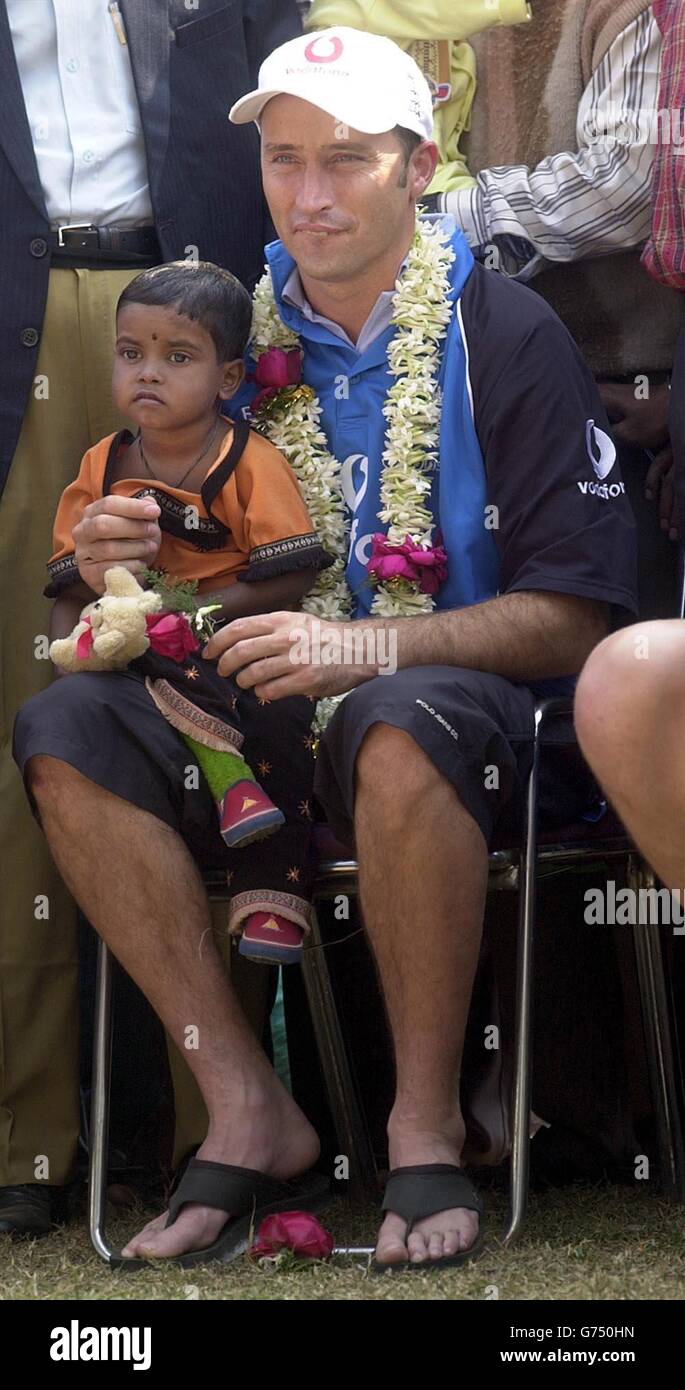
[586, 420, 616, 479]
[577, 420, 624, 499]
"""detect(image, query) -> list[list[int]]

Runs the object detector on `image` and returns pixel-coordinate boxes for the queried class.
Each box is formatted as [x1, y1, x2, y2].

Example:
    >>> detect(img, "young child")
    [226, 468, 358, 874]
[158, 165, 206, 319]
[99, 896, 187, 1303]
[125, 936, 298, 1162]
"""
[26, 261, 332, 965]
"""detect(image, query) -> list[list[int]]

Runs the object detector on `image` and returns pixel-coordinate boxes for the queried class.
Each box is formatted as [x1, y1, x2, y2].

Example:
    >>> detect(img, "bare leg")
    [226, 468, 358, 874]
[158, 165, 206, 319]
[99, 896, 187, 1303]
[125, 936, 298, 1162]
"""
[26, 756, 319, 1258]
[354, 725, 488, 1265]
[575, 621, 685, 890]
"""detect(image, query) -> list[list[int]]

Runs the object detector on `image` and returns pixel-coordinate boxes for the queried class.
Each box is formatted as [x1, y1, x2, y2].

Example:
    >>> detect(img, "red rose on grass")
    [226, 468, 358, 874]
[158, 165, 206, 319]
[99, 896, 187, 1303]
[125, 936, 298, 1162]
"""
[146, 612, 200, 661]
[367, 533, 449, 595]
[250, 1211, 334, 1260]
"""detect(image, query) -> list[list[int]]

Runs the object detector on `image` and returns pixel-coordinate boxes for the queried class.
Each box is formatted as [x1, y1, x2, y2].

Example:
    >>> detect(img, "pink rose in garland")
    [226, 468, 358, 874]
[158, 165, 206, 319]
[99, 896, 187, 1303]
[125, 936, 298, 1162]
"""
[252, 347, 302, 414]
[367, 533, 449, 596]
[145, 612, 200, 661]
[250, 1210, 334, 1261]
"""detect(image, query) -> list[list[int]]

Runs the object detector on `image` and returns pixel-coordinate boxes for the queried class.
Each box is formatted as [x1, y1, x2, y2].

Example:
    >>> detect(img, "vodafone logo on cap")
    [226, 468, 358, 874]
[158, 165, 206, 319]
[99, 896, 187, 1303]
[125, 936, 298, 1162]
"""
[304, 35, 344, 64]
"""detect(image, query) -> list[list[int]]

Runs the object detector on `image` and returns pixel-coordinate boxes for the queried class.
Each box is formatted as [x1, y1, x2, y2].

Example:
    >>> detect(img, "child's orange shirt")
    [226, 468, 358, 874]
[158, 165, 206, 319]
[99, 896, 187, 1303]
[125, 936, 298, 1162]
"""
[46, 422, 331, 597]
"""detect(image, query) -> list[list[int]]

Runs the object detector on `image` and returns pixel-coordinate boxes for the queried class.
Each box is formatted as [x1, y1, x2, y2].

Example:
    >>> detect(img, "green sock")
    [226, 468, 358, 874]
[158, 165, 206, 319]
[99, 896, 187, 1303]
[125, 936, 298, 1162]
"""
[181, 734, 257, 802]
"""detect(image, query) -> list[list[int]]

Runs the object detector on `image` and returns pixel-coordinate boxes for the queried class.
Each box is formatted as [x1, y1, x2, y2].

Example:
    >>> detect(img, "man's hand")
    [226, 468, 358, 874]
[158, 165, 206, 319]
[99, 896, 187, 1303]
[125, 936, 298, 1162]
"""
[203, 611, 378, 701]
[645, 448, 680, 541]
[597, 381, 670, 451]
[73, 496, 161, 594]
[597, 385, 679, 540]
[204, 592, 608, 698]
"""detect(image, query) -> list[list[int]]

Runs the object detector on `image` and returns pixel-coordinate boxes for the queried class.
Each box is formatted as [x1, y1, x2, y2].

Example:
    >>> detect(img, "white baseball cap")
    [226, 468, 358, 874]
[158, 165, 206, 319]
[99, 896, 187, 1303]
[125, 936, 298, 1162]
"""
[229, 27, 434, 141]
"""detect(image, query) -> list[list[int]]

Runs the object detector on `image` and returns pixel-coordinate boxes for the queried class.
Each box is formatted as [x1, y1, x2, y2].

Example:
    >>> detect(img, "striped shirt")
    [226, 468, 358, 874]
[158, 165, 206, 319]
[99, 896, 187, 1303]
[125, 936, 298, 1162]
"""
[641, 0, 685, 290]
[444, 10, 661, 272]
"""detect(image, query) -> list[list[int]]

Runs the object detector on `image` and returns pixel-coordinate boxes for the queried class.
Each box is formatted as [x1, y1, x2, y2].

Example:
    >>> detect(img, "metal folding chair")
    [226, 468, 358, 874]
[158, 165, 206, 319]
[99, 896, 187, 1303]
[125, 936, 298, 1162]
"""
[87, 697, 685, 1262]
[297, 697, 685, 1246]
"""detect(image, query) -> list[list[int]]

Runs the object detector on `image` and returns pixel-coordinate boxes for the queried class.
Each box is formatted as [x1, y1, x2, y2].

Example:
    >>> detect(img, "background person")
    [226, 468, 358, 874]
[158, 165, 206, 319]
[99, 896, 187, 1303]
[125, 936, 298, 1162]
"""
[0, 0, 301, 1238]
[575, 0, 685, 925]
[202, 27, 639, 1269]
[305, 0, 532, 195]
[427, 0, 681, 621]
[575, 620, 685, 894]
[641, 0, 685, 534]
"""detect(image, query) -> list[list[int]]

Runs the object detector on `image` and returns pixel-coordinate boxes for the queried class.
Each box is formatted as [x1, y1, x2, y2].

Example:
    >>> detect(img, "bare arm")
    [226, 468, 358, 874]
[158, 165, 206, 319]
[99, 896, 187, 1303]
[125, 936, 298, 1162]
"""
[446, 13, 660, 264]
[49, 582, 97, 641]
[73, 495, 162, 595]
[205, 568, 316, 623]
[384, 592, 608, 682]
[48, 581, 98, 677]
[45, 492, 162, 678]
[203, 591, 610, 699]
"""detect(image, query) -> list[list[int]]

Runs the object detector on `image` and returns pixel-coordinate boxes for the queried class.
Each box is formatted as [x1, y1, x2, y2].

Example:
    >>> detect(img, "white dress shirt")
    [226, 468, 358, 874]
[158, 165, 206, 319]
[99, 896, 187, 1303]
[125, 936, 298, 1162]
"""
[6, 0, 153, 227]
[446, 10, 661, 271]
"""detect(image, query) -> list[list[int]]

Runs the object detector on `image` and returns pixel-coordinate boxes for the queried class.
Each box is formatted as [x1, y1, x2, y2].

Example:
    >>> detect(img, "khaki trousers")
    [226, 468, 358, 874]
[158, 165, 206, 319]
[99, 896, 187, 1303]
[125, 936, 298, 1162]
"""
[0, 269, 271, 1186]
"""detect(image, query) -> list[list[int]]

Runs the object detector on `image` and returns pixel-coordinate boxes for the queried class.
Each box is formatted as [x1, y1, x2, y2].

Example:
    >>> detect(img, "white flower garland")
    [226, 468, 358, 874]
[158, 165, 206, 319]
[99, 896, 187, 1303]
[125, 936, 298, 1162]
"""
[250, 219, 455, 728]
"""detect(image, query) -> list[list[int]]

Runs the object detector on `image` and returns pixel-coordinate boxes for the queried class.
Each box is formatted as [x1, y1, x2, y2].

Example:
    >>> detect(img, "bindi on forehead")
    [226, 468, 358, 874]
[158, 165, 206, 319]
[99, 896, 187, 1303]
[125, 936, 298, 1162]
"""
[152, 333, 158, 341]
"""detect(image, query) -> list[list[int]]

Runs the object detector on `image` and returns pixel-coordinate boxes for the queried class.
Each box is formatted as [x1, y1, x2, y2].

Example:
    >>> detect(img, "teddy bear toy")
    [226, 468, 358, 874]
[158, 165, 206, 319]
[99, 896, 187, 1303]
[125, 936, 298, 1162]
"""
[49, 565, 164, 672]
[48, 565, 285, 851]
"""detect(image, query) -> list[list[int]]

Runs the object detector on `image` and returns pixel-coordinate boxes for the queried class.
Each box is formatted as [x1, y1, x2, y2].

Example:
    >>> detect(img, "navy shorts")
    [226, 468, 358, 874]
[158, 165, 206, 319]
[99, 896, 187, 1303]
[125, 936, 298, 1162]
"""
[13, 665, 317, 899]
[314, 665, 593, 849]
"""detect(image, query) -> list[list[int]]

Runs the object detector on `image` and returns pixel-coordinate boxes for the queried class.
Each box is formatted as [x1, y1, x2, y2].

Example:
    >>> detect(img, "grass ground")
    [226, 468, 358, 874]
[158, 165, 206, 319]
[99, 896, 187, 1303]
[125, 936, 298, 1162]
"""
[1, 1184, 684, 1301]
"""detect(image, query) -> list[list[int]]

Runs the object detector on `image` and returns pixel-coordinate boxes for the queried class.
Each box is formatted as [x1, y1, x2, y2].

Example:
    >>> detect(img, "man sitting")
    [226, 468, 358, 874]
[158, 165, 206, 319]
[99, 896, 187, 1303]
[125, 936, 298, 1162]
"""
[21, 29, 637, 1270]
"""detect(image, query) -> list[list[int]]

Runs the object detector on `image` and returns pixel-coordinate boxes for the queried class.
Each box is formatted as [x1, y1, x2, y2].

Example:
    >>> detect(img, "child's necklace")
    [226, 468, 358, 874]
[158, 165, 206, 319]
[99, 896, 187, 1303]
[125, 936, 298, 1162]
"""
[136, 417, 221, 491]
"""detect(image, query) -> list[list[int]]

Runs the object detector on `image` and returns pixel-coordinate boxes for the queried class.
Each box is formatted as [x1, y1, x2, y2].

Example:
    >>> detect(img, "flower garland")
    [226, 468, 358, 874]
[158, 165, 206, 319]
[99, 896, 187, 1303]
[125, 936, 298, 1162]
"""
[249, 219, 455, 727]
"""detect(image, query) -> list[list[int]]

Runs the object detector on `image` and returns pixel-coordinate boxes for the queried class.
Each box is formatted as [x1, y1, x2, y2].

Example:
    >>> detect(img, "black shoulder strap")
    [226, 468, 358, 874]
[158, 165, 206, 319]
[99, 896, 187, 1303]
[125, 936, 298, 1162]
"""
[102, 429, 134, 495]
[201, 418, 251, 524]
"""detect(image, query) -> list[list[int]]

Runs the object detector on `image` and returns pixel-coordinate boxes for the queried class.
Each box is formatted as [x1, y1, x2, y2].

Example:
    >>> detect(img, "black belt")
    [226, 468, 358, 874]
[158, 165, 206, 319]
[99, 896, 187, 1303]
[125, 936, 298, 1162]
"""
[49, 224, 161, 261]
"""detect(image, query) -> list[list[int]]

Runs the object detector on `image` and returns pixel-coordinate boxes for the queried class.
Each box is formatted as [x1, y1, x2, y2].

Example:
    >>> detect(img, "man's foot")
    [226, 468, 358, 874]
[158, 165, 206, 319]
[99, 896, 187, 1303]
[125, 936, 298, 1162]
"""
[120, 1086, 319, 1260]
[374, 1127, 480, 1268]
[0, 1184, 55, 1238]
[239, 911, 304, 964]
[218, 782, 284, 848]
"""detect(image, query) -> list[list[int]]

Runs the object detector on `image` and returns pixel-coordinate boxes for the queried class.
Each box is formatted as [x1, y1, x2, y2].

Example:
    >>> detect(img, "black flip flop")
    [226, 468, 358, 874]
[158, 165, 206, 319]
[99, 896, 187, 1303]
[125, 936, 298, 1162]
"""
[372, 1163, 485, 1274]
[109, 1159, 330, 1270]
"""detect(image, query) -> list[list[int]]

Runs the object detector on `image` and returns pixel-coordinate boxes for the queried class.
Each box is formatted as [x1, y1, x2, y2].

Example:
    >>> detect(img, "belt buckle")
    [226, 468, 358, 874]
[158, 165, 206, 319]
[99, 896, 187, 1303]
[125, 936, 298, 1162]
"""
[56, 223, 96, 248]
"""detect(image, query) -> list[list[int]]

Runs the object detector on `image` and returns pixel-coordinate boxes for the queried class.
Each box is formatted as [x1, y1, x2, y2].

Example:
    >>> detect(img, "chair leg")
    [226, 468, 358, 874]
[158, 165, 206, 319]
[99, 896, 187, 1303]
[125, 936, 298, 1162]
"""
[628, 856, 685, 1200]
[301, 902, 377, 1196]
[501, 707, 543, 1246]
[88, 937, 117, 1261]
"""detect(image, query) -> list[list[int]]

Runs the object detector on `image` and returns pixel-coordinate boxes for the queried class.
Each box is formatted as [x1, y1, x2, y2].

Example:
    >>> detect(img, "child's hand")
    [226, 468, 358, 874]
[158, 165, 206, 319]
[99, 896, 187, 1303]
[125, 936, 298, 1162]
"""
[73, 496, 161, 594]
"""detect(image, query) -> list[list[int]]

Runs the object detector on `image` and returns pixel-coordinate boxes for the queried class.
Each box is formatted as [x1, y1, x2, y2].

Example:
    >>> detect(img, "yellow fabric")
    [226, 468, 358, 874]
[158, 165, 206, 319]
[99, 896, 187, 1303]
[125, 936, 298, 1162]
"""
[306, 0, 532, 192]
[307, 0, 531, 41]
